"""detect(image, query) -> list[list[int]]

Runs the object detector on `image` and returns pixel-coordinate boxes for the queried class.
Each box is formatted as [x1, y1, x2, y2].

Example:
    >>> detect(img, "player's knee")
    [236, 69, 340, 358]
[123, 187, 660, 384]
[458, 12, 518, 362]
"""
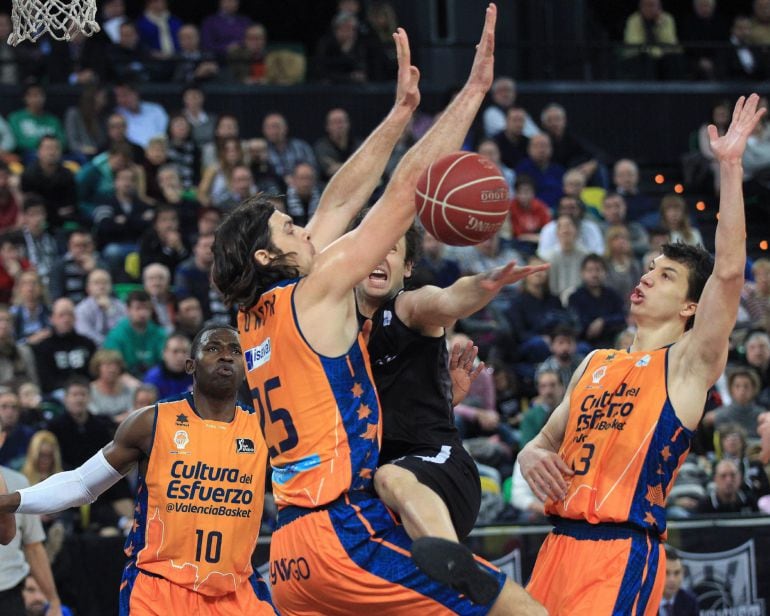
[491, 580, 547, 616]
[373, 464, 412, 503]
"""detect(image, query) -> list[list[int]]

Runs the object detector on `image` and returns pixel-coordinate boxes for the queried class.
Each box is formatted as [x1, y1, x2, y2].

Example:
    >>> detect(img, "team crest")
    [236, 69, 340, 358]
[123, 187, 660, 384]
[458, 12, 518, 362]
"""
[236, 438, 255, 454]
[383, 310, 392, 326]
[173, 430, 189, 450]
[592, 365, 607, 384]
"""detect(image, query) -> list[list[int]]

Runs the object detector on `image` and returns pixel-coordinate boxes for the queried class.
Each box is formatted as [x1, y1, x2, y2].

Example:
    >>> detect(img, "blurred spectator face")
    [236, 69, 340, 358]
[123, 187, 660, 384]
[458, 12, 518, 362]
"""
[0, 310, 12, 340]
[134, 387, 158, 408]
[230, 166, 254, 198]
[721, 430, 745, 458]
[18, 382, 41, 410]
[247, 138, 269, 163]
[491, 78, 515, 108]
[103, 0, 125, 19]
[23, 575, 47, 616]
[477, 140, 502, 165]
[613, 160, 639, 192]
[581, 259, 606, 289]
[752, 261, 770, 294]
[639, 0, 662, 21]
[663, 558, 684, 600]
[169, 116, 192, 142]
[194, 235, 216, 268]
[107, 114, 128, 141]
[661, 201, 685, 228]
[556, 215, 578, 249]
[114, 85, 140, 112]
[607, 228, 631, 258]
[99, 360, 122, 384]
[154, 209, 178, 235]
[146, 140, 168, 166]
[536, 371, 564, 408]
[290, 163, 316, 198]
[24, 86, 45, 114]
[22, 204, 46, 235]
[562, 170, 585, 197]
[421, 232, 443, 258]
[338, 0, 360, 14]
[515, 181, 535, 206]
[326, 108, 350, 141]
[114, 167, 137, 196]
[333, 14, 358, 46]
[215, 116, 239, 139]
[713, 460, 741, 500]
[127, 299, 153, 329]
[157, 166, 182, 191]
[198, 208, 222, 235]
[551, 333, 576, 362]
[163, 336, 191, 372]
[542, 106, 566, 137]
[524, 257, 548, 290]
[0, 392, 19, 431]
[733, 16, 752, 41]
[729, 373, 757, 405]
[178, 25, 200, 53]
[87, 269, 112, 299]
[528, 135, 552, 166]
[755, 0, 770, 22]
[0, 241, 20, 266]
[221, 138, 243, 166]
[64, 383, 90, 418]
[119, 22, 139, 48]
[143, 263, 170, 296]
[67, 232, 94, 259]
[16, 271, 41, 304]
[244, 24, 267, 54]
[602, 194, 627, 224]
[51, 299, 76, 334]
[37, 136, 62, 165]
[177, 297, 203, 330]
[557, 196, 581, 219]
[712, 103, 730, 128]
[262, 114, 287, 145]
[505, 108, 526, 136]
[146, 0, 168, 15]
[694, 0, 715, 18]
[0, 14, 11, 40]
[182, 87, 204, 111]
[220, 0, 239, 14]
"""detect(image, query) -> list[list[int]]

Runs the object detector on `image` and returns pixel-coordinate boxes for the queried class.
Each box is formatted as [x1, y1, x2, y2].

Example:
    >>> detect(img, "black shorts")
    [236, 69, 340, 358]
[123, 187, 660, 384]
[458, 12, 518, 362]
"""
[387, 442, 481, 540]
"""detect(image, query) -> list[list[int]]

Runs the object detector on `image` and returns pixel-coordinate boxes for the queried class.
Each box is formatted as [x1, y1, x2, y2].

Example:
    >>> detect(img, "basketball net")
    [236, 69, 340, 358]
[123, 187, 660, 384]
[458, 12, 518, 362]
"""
[8, 0, 100, 46]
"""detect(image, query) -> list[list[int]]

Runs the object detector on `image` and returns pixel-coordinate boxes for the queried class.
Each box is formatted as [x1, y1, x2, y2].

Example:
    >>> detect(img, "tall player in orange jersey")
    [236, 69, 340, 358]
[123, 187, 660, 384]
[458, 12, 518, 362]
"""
[518, 94, 766, 616]
[0, 324, 277, 616]
[212, 5, 544, 615]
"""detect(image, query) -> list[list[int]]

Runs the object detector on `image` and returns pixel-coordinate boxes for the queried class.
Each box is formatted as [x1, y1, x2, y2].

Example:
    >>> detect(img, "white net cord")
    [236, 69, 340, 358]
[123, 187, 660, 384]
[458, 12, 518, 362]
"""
[8, 0, 100, 46]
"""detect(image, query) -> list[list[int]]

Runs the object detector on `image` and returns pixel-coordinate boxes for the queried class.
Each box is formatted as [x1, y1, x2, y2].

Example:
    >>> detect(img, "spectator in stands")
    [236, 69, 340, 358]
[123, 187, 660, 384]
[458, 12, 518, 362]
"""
[108, 21, 157, 83]
[173, 24, 220, 84]
[510, 459, 546, 523]
[141, 136, 169, 202]
[76, 143, 133, 220]
[20, 136, 78, 230]
[136, 0, 182, 57]
[165, 114, 200, 190]
[173, 295, 203, 340]
[315, 11, 386, 84]
[48, 230, 105, 304]
[16, 382, 44, 429]
[508, 175, 551, 255]
[215, 164, 256, 212]
[142, 333, 193, 399]
[697, 458, 759, 514]
[8, 196, 57, 290]
[694, 100, 731, 192]
[725, 15, 765, 80]
[749, 0, 770, 44]
[103, 290, 167, 378]
[227, 23, 269, 85]
[246, 138, 284, 194]
[23, 574, 74, 616]
[0, 390, 34, 470]
[0, 162, 19, 235]
[154, 165, 200, 236]
[30, 298, 95, 395]
[518, 369, 564, 448]
[174, 234, 230, 323]
[64, 85, 108, 161]
[114, 82, 169, 149]
[680, 0, 728, 80]
[9, 271, 49, 346]
[612, 158, 655, 225]
[196, 206, 222, 238]
[201, 114, 239, 169]
[659, 546, 698, 616]
[741, 258, 770, 332]
[743, 330, 770, 399]
[8, 84, 66, 159]
[198, 136, 244, 208]
[409, 232, 461, 290]
[515, 133, 565, 209]
[659, 194, 703, 246]
[142, 263, 175, 333]
[477, 139, 515, 193]
[623, 0, 684, 80]
[74, 269, 128, 347]
[482, 77, 539, 139]
[366, 1, 398, 68]
[201, 0, 251, 57]
[181, 85, 216, 147]
[285, 163, 321, 226]
[93, 165, 153, 276]
[493, 107, 530, 170]
[716, 422, 770, 500]
[88, 349, 135, 423]
[535, 324, 584, 389]
[705, 366, 766, 440]
[0, 308, 38, 386]
[314, 108, 362, 182]
[138, 204, 189, 276]
[20, 430, 62, 488]
[600, 192, 649, 258]
[0, 239, 31, 305]
[540, 103, 599, 183]
[538, 195, 604, 259]
[100, 0, 127, 43]
[542, 214, 588, 299]
[133, 383, 158, 409]
[604, 225, 642, 311]
[742, 98, 770, 183]
[103, 113, 144, 163]
[262, 112, 317, 180]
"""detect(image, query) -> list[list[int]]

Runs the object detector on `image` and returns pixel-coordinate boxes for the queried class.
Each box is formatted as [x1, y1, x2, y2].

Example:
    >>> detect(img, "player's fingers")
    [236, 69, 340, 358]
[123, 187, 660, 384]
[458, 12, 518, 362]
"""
[707, 123, 719, 143]
[470, 361, 484, 381]
[449, 342, 462, 368]
[732, 95, 745, 125]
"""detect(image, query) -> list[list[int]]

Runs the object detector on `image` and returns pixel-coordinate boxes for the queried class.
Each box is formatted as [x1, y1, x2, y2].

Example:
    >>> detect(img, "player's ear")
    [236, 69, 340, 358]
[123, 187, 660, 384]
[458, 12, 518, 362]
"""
[404, 260, 413, 278]
[253, 248, 273, 266]
[185, 358, 195, 375]
[680, 300, 697, 321]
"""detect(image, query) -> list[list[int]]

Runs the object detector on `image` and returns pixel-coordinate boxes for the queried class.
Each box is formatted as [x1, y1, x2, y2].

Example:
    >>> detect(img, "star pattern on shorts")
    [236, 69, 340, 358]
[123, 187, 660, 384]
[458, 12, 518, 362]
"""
[131, 518, 140, 533]
[660, 445, 672, 461]
[360, 423, 378, 441]
[645, 483, 664, 508]
[124, 542, 134, 557]
[351, 382, 364, 398]
[643, 511, 657, 526]
[359, 468, 372, 479]
[357, 403, 372, 420]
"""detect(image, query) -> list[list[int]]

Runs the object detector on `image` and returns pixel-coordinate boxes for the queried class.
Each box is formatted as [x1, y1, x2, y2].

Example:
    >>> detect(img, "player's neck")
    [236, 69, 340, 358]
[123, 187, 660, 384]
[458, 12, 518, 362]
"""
[191, 390, 237, 422]
[355, 287, 392, 319]
[630, 320, 684, 353]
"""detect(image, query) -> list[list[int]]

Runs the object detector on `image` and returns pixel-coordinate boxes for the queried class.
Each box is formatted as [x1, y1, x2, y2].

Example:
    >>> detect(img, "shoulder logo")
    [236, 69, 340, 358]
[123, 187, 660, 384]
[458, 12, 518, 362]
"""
[245, 338, 271, 371]
[236, 438, 255, 454]
[383, 310, 392, 327]
[175, 413, 189, 427]
[592, 365, 607, 384]
[635, 354, 651, 367]
[173, 430, 189, 450]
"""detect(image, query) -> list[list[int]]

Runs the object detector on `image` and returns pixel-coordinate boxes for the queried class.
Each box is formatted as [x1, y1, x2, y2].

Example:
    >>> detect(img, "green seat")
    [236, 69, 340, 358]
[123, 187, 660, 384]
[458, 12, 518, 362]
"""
[113, 282, 144, 301]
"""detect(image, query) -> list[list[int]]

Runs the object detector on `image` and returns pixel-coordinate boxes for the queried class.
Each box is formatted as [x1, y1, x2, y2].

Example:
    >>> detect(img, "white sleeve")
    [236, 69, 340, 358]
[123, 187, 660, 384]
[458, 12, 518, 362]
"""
[16, 450, 124, 515]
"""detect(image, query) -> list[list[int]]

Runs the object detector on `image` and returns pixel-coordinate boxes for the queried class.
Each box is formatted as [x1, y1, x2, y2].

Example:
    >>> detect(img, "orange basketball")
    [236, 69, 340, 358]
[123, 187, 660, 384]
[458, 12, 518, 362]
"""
[415, 152, 510, 246]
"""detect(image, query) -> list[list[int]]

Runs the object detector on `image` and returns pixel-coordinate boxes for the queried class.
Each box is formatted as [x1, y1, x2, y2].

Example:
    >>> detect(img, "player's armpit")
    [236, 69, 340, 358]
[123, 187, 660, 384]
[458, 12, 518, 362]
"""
[104, 405, 157, 475]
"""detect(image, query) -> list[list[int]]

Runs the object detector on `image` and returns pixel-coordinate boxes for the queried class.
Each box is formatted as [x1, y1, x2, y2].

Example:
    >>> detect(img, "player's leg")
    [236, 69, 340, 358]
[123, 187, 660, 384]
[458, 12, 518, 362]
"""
[374, 463, 458, 541]
[490, 579, 548, 616]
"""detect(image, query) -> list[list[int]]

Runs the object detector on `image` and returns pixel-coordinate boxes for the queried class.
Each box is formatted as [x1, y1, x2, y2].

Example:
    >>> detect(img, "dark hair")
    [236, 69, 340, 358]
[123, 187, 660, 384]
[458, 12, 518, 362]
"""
[351, 208, 423, 265]
[581, 253, 606, 271]
[726, 365, 760, 392]
[126, 290, 152, 306]
[660, 242, 714, 331]
[164, 332, 192, 351]
[22, 193, 46, 212]
[154, 203, 178, 219]
[64, 375, 90, 393]
[664, 544, 680, 562]
[211, 195, 299, 310]
[190, 323, 239, 358]
[38, 134, 60, 148]
[22, 82, 43, 97]
[514, 174, 535, 190]
[550, 323, 577, 340]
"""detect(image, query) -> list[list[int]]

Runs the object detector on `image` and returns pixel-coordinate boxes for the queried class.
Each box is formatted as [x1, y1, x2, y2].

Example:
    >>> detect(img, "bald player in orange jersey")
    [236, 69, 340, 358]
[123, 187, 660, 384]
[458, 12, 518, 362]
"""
[0, 324, 277, 616]
[518, 94, 767, 616]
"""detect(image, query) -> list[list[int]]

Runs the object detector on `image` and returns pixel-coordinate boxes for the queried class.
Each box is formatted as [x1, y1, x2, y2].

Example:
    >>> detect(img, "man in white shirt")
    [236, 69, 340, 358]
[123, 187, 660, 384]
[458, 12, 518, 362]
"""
[113, 83, 169, 149]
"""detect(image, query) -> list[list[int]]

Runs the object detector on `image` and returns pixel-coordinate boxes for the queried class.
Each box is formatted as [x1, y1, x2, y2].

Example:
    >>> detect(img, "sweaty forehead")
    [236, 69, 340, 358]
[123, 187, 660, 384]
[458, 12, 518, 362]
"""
[200, 328, 240, 348]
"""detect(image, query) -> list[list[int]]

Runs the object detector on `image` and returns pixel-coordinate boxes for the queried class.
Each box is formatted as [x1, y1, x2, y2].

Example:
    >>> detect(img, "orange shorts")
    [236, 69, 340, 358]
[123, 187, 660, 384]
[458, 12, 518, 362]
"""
[270, 493, 505, 615]
[526, 518, 665, 616]
[119, 566, 277, 615]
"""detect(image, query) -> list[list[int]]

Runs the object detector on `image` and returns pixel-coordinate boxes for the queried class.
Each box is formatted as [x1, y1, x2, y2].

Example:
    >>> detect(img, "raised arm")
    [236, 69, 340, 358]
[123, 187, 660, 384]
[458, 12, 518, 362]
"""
[678, 95, 766, 387]
[312, 4, 498, 300]
[306, 36, 421, 252]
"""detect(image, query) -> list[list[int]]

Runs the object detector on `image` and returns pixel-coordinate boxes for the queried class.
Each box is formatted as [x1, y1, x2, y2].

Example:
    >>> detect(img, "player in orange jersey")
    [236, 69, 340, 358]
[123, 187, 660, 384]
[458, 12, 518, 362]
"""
[212, 5, 544, 615]
[518, 94, 766, 616]
[0, 324, 277, 616]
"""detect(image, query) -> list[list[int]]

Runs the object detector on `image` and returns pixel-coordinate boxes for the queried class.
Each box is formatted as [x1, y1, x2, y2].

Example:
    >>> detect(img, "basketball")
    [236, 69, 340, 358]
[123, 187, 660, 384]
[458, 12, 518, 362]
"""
[415, 152, 510, 246]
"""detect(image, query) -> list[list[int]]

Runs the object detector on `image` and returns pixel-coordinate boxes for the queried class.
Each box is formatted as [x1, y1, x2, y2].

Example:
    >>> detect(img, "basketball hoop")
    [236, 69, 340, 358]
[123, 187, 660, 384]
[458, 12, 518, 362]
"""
[7, 0, 100, 46]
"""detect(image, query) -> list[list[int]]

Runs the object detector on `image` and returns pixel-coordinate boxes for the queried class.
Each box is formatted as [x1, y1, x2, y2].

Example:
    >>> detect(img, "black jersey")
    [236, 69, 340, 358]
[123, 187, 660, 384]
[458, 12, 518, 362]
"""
[358, 291, 459, 463]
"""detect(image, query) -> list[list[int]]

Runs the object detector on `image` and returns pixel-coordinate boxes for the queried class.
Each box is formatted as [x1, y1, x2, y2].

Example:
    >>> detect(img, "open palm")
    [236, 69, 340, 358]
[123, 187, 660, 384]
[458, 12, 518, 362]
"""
[709, 94, 766, 163]
[393, 28, 420, 112]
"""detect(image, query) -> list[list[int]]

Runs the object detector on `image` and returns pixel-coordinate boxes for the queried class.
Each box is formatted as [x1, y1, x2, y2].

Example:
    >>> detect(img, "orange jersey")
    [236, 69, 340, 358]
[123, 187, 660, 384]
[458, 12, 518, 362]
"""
[547, 347, 693, 535]
[125, 393, 267, 597]
[238, 279, 381, 509]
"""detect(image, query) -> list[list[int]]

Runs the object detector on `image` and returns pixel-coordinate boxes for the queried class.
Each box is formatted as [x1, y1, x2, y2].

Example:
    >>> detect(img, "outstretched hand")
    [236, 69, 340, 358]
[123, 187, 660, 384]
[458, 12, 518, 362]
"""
[449, 340, 485, 406]
[466, 3, 497, 93]
[479, 260, 550, 293]
[393, 28, 420, 112]
[709, 93, 766, 164]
